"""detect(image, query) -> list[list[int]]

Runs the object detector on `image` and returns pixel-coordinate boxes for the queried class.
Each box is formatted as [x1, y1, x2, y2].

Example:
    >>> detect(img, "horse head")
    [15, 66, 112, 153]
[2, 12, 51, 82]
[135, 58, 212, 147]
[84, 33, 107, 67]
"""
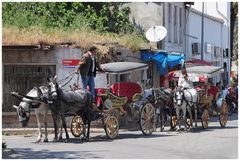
[174, 87, 184, 106]
[47, 75, 59, 102]
[12, 88, 41, 127]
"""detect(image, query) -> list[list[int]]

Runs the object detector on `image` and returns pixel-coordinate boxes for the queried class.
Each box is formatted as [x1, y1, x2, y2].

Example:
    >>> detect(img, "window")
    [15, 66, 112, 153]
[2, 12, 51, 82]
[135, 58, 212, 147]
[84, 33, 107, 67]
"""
[174, 6, 178, 43]
[168, 4, 172, 42]
[179, 8, 183, 44]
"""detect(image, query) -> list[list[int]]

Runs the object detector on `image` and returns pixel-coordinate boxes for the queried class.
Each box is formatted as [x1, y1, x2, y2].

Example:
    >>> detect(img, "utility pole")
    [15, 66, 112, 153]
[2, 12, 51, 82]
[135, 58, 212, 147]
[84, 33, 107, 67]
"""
[201, 2, 204, 60]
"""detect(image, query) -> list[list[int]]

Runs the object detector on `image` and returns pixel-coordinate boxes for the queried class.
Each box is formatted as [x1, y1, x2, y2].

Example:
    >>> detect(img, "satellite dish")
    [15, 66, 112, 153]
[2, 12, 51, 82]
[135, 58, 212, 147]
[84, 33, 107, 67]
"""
[145, 26, 167, 42]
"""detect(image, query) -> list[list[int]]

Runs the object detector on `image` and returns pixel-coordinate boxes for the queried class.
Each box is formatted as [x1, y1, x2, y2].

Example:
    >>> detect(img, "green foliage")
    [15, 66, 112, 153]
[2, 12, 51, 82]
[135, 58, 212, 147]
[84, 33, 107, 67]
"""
[2, 2, 134, 34]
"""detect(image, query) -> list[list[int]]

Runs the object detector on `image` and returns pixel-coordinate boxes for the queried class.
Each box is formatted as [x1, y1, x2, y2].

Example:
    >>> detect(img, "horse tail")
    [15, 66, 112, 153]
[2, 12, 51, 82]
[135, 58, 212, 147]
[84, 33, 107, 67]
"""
[86, 93, 93, 118]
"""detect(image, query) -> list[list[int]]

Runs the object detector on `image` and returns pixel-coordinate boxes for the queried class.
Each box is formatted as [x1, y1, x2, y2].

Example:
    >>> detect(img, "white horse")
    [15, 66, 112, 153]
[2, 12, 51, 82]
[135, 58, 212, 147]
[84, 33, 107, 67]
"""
[173, 86, 199, 130]
[12, 86, 62, 142]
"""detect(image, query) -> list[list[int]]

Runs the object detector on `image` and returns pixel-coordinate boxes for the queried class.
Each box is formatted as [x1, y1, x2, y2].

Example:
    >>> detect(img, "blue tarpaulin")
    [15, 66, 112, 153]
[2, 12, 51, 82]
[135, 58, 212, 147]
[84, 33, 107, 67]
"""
[141, 51, 185, 74]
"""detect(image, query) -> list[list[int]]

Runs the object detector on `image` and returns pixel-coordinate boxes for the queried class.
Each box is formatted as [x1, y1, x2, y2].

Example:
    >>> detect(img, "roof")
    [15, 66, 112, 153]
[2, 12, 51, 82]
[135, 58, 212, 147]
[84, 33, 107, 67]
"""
[190, 8, 225, 24]
[186, 66, 223, 75]
[101, 62, 148, 74]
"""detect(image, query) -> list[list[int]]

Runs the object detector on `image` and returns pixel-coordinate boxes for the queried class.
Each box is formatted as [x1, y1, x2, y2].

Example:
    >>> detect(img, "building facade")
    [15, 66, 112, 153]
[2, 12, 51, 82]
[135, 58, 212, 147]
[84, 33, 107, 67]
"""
[125, 2, 231, 87]
[186, 2, 231, 86]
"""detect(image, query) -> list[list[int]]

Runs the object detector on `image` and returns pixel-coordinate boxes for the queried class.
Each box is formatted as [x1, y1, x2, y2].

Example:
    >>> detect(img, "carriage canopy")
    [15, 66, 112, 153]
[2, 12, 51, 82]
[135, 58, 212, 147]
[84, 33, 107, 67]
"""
[169, 65, 224, 82]
[101, 62, 148, 74]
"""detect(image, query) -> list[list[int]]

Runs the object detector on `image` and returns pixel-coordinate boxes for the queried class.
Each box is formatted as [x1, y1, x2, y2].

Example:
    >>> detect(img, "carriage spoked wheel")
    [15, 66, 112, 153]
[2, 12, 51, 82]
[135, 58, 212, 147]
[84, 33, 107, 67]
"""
[140, 103, 156, 136]
[201, 109, 209, 129]
[70, 115, 86, 138]
[219, 100, 228, 128]
[104, 115, 119, 139]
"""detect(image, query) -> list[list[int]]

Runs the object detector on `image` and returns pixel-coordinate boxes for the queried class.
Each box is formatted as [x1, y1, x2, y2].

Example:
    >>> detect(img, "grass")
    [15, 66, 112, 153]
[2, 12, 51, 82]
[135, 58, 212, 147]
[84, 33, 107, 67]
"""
[2, 25, 149, 52]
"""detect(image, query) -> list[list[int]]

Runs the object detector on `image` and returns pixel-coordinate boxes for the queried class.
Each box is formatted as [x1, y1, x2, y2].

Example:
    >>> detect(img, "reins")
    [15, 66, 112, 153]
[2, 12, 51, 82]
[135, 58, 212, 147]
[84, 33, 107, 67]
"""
[56, 72, 78, 88]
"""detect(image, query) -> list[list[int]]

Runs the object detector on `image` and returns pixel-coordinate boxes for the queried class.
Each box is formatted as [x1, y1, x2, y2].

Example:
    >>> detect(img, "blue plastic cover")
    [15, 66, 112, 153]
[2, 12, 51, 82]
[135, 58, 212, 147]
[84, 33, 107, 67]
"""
[141, 51, 185, 74]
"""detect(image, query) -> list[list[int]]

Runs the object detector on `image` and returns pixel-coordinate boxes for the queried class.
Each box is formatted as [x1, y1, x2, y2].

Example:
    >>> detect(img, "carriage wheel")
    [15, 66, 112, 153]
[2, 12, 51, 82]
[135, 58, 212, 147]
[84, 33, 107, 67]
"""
[219, 100, 228, 127]
[70, 116, 86, 137]
[201, 109, 209, 129]
[104, 115, 119, 139]
[140, 103, 155, 136]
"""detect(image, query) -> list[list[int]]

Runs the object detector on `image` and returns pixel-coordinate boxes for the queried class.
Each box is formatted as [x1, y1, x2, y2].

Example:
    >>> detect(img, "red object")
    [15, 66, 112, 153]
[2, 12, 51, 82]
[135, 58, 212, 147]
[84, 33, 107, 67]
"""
[207, 86, 220, 98]
[199, 77, 207, 82]
[195, 86, 203, 92]
[62, 59, 80, 66]
[111, 82, 142, 103]
[185, 59, 212, 67]
[95, 88, 108, 107]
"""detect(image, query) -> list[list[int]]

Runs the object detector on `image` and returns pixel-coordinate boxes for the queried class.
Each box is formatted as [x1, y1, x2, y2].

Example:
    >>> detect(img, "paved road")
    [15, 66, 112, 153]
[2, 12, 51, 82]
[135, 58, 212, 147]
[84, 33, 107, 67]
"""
[2, 114, 238, 159]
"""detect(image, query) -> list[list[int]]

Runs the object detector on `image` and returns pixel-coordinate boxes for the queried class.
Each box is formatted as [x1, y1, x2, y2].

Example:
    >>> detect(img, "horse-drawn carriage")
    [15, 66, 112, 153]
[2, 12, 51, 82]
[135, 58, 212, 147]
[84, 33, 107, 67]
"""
[70, 62, 156, 139]
[171, 65, 228, 129]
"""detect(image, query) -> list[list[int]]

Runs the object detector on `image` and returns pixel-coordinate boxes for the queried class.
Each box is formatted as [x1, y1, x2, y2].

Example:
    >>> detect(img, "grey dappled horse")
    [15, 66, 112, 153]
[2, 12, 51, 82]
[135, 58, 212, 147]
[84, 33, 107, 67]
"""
[12, 86, 59, 142]
[173, 87, 199, 130]
[47, 76, 93, 142]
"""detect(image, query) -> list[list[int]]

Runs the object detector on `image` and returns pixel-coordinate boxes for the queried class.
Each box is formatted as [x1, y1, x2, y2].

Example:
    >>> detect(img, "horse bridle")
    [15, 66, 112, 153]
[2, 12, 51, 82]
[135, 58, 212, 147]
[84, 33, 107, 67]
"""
[174, 89, 185, 106]
[18, 101, 31, 122]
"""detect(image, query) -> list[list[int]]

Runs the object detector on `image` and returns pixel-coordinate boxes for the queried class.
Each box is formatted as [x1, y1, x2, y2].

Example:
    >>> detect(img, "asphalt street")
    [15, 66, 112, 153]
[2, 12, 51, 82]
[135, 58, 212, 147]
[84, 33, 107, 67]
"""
[2, 114, 238, 159]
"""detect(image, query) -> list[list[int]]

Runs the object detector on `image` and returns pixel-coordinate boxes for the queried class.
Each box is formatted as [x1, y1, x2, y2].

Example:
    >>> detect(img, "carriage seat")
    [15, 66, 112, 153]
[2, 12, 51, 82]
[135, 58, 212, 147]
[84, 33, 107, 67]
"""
[208, 86, 220, 100]
[111, 82, 143, 103]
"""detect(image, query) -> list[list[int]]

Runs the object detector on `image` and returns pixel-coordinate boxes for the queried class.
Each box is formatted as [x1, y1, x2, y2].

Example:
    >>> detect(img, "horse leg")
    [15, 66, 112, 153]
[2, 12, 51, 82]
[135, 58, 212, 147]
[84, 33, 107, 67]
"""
[35, 112, 42, 142]
[186, 105, 193, 129]
[57, 115, 63, 140]
[51, 112, 58, 142]
[43, 109, 48, 142]
[175, 106, 181, 130]
[86, 118, 91, 141]
[160, 107, 164, 131]
[61, 113, 69, 143]
[182, 105, 187, 131]
[194, 103, 198, 127]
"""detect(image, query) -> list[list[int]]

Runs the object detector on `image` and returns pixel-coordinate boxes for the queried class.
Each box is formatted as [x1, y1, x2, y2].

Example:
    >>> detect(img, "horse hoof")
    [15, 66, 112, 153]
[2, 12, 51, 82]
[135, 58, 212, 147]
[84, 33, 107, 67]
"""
[43, 139, 48, 142]
[65, 139, 69, 143]
[81, 137, 89, 142]
[36, 139, 41, 143]
[58, 136, 63, 140]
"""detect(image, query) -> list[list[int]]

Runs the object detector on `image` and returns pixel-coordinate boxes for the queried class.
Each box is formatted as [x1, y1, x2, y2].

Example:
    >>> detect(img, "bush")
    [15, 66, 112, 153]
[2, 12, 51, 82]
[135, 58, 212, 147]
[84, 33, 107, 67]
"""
[2, 2, 135, 34]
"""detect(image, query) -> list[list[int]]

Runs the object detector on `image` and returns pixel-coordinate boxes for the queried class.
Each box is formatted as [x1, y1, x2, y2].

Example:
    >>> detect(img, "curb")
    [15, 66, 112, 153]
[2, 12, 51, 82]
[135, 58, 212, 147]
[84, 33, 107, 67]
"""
[2, 128, 105, 136]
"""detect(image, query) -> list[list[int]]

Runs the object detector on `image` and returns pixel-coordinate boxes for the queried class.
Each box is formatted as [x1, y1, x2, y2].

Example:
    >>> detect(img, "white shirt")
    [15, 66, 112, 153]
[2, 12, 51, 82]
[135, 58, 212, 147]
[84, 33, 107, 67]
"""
[88, 51, 95, 72]
[178, 74, 193, 89]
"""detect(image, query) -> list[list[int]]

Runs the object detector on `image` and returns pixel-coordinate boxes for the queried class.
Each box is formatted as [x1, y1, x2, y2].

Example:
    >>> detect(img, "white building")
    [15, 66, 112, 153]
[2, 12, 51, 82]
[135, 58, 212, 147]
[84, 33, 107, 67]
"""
[186, 2, 231, 86]
[164, 2, 186, 53]
[124, 2, 231, 87]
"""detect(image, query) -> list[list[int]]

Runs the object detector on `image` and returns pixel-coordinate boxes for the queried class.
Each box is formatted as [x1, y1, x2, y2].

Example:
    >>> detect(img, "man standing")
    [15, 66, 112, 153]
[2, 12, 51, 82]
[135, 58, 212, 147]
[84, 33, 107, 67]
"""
[76, 45, 105, 100]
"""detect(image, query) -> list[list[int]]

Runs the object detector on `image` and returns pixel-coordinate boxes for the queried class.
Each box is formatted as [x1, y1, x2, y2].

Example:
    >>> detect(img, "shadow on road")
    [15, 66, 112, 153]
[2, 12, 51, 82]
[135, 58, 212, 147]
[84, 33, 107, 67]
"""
[3, 148, 104, 159]
[209, 113, 238, 123]
[70, 132, 176, 143]
[189, 125, 238, 133]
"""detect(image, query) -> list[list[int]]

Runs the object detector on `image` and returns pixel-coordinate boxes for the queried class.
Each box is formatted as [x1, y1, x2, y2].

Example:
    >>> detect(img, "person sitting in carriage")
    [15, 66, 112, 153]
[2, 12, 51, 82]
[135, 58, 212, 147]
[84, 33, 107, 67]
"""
[178, 67, 193, 89]
[177, 66, 199, 105]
